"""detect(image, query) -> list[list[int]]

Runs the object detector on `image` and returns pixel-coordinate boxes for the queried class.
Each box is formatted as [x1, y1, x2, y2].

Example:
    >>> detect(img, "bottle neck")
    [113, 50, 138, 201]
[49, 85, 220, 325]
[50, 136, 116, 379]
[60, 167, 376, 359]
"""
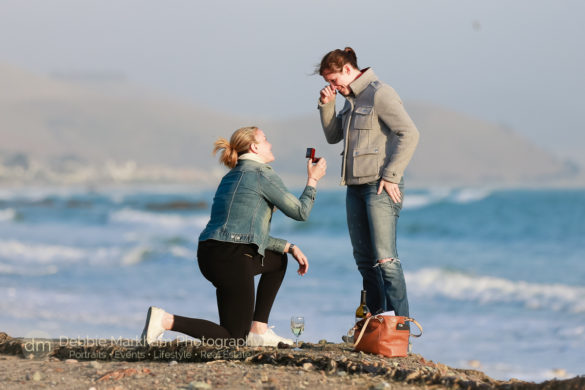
[360, 290, 367, 305]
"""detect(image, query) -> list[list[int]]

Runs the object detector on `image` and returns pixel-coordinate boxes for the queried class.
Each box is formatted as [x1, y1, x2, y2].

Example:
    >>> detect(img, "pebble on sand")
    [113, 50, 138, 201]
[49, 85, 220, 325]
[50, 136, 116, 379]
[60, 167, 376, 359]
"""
[187, 381, 212, 390]
[27, 371, 42, 381]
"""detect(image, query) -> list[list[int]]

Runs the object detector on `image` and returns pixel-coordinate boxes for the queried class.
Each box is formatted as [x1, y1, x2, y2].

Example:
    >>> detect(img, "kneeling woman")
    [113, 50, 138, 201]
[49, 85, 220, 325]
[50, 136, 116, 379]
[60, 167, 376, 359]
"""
[141, 126, 327, 347]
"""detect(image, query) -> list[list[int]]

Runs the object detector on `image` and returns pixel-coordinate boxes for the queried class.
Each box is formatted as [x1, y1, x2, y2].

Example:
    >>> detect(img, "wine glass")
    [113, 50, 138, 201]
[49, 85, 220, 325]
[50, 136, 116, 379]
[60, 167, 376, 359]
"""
[290, 316, 304, 350]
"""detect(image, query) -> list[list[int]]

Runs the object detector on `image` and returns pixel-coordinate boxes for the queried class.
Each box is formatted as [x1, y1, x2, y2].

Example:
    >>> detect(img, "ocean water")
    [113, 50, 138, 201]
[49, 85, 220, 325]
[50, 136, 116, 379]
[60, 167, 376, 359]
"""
[1, 185, 584, 382]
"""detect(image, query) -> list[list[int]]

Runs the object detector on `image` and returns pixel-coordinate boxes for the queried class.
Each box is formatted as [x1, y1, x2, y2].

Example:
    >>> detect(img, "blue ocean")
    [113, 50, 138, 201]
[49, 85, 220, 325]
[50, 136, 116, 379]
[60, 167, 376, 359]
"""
[1, 185, 584, 382]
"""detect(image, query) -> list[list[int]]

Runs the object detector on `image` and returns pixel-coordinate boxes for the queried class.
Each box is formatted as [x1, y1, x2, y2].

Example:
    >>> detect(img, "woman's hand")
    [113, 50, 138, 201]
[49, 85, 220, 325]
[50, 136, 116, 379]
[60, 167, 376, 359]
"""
[289, 245, 309, 276]
[307, 158, 327, 187]
[377, 179, 402, 203]
[320, 84, 337, 105]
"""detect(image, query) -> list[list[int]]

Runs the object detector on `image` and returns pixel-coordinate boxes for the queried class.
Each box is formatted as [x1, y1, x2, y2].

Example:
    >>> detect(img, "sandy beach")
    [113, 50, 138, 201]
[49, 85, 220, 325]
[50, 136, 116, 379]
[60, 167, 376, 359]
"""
[1, 332, 584, 390]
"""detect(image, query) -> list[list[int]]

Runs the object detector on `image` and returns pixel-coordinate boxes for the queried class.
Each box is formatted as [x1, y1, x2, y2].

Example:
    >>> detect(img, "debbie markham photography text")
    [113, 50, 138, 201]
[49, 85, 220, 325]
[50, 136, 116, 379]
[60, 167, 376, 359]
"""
[21, 336, 254, 362]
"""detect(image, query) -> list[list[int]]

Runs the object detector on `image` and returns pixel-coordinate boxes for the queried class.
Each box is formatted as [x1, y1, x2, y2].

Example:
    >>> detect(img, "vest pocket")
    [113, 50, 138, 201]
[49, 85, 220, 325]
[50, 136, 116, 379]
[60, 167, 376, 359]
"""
[352, 147, 380, 177]
[353, 106, 373, 129]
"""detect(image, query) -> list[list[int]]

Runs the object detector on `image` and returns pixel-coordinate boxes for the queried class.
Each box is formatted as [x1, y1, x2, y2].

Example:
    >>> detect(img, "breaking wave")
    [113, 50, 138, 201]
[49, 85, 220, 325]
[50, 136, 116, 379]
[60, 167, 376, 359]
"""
[403, 188, 493, 210]
[109, 208, 208, 230]
[0, 239, 86, 263]
[0, 208, 16, 222]
[407, 268, 585, 314]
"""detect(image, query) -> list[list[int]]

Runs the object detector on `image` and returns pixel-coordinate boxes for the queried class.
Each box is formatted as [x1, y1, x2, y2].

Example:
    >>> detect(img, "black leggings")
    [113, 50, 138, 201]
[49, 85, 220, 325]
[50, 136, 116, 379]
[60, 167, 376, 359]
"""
[171, 240, 288, 342]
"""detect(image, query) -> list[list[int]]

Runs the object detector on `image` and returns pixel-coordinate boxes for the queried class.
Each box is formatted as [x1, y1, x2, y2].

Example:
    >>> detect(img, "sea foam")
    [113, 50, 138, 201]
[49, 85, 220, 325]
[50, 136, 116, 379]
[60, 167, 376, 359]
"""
[403, 188, 492, 210]
[407, 268, 585, 314]
[0, 208, 16, 222]
[109, 208, 208, 229]
[0, 239, 85, 263]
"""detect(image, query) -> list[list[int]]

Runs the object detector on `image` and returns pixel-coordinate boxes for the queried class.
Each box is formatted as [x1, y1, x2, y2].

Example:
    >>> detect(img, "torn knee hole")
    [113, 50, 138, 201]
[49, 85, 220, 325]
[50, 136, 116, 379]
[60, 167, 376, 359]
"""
[375, 258, 400, 268]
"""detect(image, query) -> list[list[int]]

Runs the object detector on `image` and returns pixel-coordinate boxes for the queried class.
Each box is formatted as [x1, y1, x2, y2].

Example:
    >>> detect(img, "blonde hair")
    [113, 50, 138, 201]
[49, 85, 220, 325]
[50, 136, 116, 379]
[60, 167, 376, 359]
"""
[213, 126, 259, 168]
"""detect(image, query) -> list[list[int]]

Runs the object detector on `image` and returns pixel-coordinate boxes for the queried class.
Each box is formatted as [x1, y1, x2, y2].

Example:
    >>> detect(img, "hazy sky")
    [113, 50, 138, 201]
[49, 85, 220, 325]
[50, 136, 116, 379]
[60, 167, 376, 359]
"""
[1, 1, 584, 165]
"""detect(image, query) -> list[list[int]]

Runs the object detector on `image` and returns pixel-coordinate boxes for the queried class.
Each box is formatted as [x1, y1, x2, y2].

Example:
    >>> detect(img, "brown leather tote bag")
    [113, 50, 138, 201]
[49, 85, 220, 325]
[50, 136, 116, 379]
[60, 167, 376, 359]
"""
[352, 314, 423, 357]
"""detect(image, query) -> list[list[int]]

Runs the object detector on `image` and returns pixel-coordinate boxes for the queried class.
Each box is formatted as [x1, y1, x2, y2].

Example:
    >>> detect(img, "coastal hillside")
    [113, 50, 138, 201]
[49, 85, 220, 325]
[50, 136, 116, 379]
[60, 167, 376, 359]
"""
[0, 63, 581, 186]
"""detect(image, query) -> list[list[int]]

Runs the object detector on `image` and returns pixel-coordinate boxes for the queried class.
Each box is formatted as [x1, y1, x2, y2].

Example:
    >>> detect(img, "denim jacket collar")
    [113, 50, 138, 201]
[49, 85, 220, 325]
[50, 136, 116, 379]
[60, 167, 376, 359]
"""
[236, 158, 271, 170]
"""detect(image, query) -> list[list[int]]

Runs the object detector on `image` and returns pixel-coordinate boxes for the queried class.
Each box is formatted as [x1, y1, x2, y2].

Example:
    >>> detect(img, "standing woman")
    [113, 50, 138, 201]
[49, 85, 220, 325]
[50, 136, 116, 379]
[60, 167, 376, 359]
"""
[316, 47, 419, 317]
[141, 126, 327, 347]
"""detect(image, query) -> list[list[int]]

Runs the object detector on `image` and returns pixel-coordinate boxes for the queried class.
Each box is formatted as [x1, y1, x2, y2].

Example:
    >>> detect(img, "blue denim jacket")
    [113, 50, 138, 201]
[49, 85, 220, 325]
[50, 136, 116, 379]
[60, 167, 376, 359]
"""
[199, 159, 316, 257]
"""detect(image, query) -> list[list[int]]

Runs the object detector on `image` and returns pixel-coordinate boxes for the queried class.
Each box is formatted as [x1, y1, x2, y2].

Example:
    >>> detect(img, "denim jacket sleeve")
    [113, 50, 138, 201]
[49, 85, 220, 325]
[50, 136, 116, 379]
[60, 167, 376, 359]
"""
[258, 166, 317, 221]
[266, 236, 288, 254]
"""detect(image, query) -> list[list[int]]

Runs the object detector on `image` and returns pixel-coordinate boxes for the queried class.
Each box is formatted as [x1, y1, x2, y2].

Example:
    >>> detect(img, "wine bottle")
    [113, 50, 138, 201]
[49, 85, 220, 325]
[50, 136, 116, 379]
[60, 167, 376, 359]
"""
[355, 290, 370, 322]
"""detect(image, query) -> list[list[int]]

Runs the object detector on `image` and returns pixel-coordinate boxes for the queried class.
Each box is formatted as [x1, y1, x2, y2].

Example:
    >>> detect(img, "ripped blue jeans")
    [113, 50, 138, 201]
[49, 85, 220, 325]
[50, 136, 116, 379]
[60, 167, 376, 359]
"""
[346, 179, 409, 317]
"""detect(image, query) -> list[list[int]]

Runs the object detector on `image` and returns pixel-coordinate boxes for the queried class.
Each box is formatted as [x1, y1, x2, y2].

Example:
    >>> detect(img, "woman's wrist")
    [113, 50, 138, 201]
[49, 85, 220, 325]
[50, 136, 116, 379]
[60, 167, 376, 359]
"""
[285, 243, 296, 254]
[307, 177, 318, 187]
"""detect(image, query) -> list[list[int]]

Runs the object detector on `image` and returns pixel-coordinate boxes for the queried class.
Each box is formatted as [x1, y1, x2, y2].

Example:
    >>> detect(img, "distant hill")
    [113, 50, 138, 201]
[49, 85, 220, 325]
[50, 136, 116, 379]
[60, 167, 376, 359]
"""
[0, 63, 581, 187]
[405, 102, 581, 186]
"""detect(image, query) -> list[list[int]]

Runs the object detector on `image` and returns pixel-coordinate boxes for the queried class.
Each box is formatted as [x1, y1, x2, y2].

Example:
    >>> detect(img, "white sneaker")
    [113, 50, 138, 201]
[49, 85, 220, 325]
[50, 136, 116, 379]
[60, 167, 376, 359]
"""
[141, 306, 166, 345]
[246, 327, 293, 347]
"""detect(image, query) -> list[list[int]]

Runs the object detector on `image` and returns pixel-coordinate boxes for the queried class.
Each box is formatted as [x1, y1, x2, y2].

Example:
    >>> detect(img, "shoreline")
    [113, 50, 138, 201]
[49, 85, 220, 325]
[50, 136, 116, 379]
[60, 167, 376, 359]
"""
[1, 332, 583, 389]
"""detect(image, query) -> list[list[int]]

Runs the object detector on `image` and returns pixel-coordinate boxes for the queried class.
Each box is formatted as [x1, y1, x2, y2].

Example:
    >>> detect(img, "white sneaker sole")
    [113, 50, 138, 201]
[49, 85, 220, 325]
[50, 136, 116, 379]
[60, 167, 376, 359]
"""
[141, 306, 165, 345]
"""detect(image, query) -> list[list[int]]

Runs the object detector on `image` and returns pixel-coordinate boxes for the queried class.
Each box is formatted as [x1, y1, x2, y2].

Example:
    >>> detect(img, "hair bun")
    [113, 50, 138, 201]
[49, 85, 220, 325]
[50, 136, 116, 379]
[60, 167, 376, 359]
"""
[317, 47, 359, 75]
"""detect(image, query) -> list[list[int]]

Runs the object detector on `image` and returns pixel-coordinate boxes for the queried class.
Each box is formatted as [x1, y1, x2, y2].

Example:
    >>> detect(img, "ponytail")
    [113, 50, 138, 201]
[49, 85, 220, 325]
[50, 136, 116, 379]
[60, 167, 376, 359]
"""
[212, 126, 258, 169]
[213, 137, 238, 169]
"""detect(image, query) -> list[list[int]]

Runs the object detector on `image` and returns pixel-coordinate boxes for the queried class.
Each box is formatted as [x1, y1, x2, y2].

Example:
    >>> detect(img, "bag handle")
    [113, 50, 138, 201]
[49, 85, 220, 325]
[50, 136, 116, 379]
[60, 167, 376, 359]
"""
[353, 315, 376, 347]
[353, 316, 423, 347]
[406, 317, 423, 338]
